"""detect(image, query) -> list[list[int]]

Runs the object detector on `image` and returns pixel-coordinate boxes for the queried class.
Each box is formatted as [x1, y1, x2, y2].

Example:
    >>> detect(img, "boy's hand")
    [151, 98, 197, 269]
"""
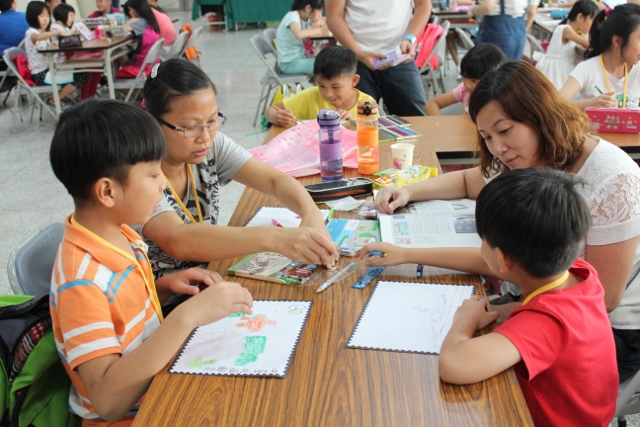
[453, 296, 500, 331]
[338, 109, 353, 121]
[274, 226, 339, 268]
[276, 108, 297, 127]
[184, 282, 254, 326]
[357, 242, 405, 266]
[358, 51, 389, 71]
[156, 267, 224, 297]
[374, 187, 410, 214]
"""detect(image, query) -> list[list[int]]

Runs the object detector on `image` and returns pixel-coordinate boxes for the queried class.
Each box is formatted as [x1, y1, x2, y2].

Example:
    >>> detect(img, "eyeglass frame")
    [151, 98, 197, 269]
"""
[157, 112, 227, 138]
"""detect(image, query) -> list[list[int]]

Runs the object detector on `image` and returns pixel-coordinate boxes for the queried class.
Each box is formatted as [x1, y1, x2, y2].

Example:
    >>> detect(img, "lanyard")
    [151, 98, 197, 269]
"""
[69, 216, 164, 321]
[600, 54, 628, 108]
[521, 270, 570, 306]
[165, 164, 203, 224]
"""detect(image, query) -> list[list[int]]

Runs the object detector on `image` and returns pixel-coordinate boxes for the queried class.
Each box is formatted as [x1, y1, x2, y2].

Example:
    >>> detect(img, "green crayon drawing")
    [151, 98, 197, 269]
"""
[187, 356, 218, 369]
[228, 313, 245, 318]
[235, 335, 267, 366]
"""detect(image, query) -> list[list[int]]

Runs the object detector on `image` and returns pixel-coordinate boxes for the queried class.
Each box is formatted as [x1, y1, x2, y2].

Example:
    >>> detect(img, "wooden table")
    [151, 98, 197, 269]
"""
[38, 36, 134, 116]
[133, 136, 533, 426]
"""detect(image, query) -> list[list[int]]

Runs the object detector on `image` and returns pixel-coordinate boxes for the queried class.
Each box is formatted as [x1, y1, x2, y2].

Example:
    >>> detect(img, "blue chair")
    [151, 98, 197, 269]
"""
[7, 224, 64, 296]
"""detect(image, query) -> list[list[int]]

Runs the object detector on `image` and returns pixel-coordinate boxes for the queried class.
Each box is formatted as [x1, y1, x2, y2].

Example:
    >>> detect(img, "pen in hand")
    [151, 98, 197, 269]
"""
[273, 106, 303, 126]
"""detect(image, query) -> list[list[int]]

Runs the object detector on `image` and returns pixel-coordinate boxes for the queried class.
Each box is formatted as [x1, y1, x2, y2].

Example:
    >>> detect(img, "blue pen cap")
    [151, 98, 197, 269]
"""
[317, 109, 340, 128]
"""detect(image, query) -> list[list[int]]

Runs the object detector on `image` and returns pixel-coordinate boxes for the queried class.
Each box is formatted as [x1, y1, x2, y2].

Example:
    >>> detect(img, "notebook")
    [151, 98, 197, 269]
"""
[170, 300, 312, 377]
[347, 281, 475, 354]
[326, 218, 381, 256]
[227, 253, 320, 285]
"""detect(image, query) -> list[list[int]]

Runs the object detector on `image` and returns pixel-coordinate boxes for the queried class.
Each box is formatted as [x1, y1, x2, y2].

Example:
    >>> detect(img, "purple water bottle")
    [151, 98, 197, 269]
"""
[317, 109, 343, 182]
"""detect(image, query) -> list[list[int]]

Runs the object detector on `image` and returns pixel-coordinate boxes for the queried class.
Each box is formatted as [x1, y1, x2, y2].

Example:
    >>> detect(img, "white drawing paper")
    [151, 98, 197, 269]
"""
[170, 300, 312, 377]
[245, 207, 329, 228]
[347, 281, 475, 354]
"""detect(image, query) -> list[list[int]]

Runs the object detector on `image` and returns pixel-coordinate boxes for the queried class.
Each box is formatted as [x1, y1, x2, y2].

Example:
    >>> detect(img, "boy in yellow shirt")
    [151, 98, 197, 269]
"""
[265, 45, 375, 126]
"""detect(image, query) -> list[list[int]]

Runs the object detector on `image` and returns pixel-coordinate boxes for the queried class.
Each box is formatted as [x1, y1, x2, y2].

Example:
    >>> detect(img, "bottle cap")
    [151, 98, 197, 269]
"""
[357, 100, 378, 116]
[317, 109, 341, 127]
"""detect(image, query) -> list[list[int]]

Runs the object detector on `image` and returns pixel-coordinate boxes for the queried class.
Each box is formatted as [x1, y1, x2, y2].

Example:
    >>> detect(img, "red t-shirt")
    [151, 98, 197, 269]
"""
[495, 258, 618, 427]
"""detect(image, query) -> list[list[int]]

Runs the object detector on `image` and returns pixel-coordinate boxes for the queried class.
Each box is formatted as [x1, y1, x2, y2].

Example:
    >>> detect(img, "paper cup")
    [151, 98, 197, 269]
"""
[390, 142, 415, 169]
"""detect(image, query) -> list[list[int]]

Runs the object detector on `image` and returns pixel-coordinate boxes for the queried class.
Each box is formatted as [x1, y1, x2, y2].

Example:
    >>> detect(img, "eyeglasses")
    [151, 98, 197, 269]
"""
[157, 112, 227, 138]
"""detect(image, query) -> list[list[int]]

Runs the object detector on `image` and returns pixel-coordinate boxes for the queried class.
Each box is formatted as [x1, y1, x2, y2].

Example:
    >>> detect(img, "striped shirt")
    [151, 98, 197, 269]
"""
[50, 215, 163, 426]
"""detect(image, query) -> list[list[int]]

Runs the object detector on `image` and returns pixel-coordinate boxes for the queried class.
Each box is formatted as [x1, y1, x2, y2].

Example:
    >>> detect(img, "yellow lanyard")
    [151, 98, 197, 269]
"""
[69, 215, 164, 321]
[600, 54, 628, 108]
[165, 164, 203, 224]
[521, 270, 570, 306]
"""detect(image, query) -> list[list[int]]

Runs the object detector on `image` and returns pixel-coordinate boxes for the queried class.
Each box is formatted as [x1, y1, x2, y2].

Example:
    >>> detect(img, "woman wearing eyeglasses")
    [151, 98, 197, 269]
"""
[137, 59, 339, 282]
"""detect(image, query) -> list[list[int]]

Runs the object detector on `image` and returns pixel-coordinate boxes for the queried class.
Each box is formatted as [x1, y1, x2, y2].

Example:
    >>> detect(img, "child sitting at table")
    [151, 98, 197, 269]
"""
[265, 44, 376, 126]
[49, 98, 254, 426]
[438, 168, 617, 426]
[25, 1, 89, 104]
[425, 43, 505, 116]
[88, 0, 121, 18]
[117, 0, 160, 78]
[276, 0, 330, 75]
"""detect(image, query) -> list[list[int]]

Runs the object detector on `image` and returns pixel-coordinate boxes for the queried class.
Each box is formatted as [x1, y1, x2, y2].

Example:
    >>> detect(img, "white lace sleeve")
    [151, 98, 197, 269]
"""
[586, 171, 640, 246]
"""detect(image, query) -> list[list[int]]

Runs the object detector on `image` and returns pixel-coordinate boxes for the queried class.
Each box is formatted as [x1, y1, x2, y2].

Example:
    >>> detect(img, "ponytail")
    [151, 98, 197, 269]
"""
[586, 3, 640, 59]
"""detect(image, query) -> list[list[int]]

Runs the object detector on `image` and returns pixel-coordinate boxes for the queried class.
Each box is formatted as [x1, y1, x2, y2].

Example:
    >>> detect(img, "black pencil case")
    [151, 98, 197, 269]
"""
[305, 177, 373, 203]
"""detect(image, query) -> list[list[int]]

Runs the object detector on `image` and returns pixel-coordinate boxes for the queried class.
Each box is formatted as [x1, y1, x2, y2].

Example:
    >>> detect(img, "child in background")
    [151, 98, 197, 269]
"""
[559, 3, 640, 109]
[265, 45, 375, 125]
[536, 0, 598, 89]
[437, 168, 617, 426]
[444, 0, 476, 79]
[276, 0, 330, 75]
[24, 1, 89, 104]
[50, 2, 74, 32]
[49, 98, 254, 426]
[88, 0, 121, 17]
[118, 0, 160, 78]
[425, 43, 505, 116]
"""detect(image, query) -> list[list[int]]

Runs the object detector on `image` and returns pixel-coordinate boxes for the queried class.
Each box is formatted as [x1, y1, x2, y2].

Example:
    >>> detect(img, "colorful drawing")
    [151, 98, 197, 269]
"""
[235, 336, 267, 366]
[187, 357, 217, 368]
[326, 219, 381, 251]
[236, 314, 277, 332]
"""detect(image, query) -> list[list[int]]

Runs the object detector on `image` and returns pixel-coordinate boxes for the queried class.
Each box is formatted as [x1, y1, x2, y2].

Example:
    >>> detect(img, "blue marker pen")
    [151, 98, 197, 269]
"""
[416, 264, 424, 277]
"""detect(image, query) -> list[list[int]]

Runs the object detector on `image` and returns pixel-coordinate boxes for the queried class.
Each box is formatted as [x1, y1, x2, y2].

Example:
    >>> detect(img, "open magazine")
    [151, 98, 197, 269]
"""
[379, 199, 481, 248]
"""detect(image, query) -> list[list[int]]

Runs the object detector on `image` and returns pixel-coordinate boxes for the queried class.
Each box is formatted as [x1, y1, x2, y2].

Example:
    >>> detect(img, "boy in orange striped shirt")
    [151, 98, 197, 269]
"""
[49, 98, 254, 426]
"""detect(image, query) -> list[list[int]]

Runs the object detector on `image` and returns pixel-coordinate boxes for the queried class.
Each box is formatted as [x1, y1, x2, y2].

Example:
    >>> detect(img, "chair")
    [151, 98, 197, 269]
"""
[181, 25, 203, 67]
[250, 34, 309, 127]
[112, 37, 164, 103]
[455, 27, 475, 50]
[615, 370, 640, 426]
[2, 47, 57, 130]
[526, 33, 546, 62]
[7, 223, 64, 296]
[161, 30, 189, 61]
[418, 20, 451, 97]
[263, 28, 277, 49]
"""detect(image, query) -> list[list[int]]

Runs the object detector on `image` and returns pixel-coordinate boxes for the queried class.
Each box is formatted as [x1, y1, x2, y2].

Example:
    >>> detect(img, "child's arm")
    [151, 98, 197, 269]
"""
[559, 76, 617, 110]
[439, 296, 520, 384]
[31, 29, 68, 42]
[265, 101, 297, 127]
[562, 25, 589, 50]
[425, 92, 458, 116]
[374, 167, 487, 214]
[154, 267, 223, 304]
[357, 242, 497, 276]
[469, 0, 496, 16]
[525, 4, 538, 31]
[288, 20, 330, 39]
[76, 281, 253, 422]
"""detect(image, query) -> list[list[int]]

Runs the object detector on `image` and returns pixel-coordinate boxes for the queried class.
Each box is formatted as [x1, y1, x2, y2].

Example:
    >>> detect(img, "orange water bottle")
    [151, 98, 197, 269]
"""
[357, 100, 379, 175]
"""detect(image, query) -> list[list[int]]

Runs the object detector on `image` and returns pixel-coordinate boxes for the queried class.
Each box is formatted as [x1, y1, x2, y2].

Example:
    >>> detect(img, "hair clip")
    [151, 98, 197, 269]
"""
[150, 63, 160, 78]
[605, 7, 613, 16]
[141, 99, 146, 109]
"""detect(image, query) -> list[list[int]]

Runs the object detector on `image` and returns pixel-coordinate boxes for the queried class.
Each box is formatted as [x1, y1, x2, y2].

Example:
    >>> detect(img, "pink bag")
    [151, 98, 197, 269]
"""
[415, 23, 444, 70]
[249, 120, 358, 177]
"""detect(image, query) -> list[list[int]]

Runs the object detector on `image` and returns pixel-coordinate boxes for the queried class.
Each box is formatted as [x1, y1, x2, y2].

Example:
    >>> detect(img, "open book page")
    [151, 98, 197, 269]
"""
[170, 300, 312, 377]
[379, 199, 481, 248]
[347, 281, 474, 354]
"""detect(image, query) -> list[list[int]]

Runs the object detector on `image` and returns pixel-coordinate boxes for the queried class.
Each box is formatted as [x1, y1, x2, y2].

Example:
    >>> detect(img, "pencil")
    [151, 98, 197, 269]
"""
[273, 106, 303, 126]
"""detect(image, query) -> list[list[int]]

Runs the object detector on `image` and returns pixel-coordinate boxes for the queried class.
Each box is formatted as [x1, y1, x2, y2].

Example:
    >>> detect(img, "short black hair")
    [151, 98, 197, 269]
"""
[26, 1, 48, 29]
[52, 2, 74, 25]
[475, 168, 591, 278]
[290, 0, 323, 11]
[50, 99, 166, 202]
[460, 43, 506, 80]
[0, 0, 15, 13]
[313, 45, 357, 80]
[143, 58, 217, 120]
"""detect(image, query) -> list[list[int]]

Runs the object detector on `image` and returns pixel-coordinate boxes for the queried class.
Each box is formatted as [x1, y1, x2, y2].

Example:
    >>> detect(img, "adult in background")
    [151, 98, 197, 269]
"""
[0, 0, 29, 77]
[470, 0, 538, 60]
[326, 0, 431, 116]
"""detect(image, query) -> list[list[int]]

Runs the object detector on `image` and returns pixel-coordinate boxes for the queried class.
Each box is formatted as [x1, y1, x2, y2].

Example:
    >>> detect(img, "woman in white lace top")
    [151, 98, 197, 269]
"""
[367, 60, 640, 382]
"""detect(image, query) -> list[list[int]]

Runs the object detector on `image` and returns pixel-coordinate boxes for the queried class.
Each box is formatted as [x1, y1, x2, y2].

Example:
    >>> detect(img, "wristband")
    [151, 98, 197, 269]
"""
[403, 34, 417, 47]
